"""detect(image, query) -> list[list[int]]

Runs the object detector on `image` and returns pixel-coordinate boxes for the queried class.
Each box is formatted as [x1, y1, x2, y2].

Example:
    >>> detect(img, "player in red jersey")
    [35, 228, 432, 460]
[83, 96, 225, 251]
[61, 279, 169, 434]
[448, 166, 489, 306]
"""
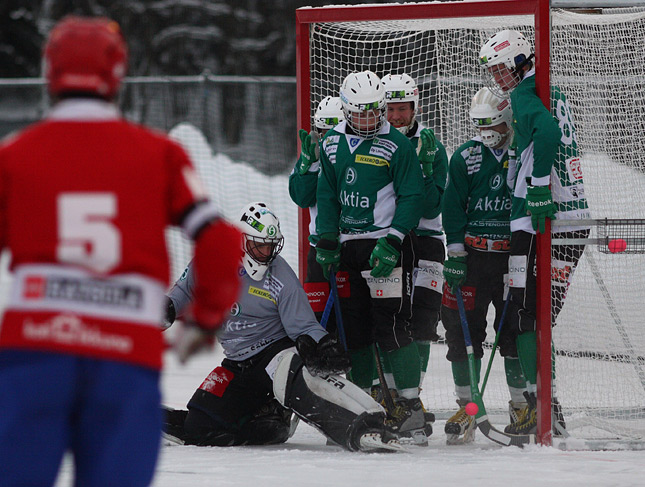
[0, 16, 242, 487]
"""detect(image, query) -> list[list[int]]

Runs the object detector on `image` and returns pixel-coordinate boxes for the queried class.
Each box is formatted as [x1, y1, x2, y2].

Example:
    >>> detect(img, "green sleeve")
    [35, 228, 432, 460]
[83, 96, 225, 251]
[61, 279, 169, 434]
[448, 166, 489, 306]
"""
[315, 141, 341, 237]
[442, 148, 470, 246]
[514, 85, 561, 180]
[390, 140, 425, 236]
[423, 141, 448, 220]
[288, 157, 318, 208]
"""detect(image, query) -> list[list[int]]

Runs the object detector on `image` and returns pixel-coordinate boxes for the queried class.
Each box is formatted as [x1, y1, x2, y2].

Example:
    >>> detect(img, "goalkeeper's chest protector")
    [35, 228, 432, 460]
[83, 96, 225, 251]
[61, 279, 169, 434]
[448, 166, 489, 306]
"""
[0, 100, 209, 369]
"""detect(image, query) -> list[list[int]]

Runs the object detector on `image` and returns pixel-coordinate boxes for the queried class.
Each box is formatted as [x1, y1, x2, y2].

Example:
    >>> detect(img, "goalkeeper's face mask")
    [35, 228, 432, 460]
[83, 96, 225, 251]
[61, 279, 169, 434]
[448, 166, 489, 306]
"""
[237, 202, 284, 281]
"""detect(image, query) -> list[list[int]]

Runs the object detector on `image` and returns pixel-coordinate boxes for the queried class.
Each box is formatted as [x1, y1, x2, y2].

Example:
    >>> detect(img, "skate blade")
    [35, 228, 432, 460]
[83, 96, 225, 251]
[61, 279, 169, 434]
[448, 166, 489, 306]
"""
[359, 432, 407, 453]
[162, 432, 185, 445]
[445, 428, 476, 446]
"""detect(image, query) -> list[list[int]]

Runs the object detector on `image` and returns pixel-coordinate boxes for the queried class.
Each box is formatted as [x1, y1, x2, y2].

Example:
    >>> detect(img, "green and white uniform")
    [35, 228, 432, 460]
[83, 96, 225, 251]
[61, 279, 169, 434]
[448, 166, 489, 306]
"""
[510, 69, 590, 234]
[315, 120, 425, 399]
[316, 121, 424, 242]
[443, 138, 511, 252]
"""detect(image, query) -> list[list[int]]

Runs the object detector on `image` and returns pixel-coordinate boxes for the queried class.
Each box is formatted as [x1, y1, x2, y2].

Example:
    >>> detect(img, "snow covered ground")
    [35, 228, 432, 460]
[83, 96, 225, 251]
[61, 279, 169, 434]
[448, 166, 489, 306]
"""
[51, 344, 644, 487]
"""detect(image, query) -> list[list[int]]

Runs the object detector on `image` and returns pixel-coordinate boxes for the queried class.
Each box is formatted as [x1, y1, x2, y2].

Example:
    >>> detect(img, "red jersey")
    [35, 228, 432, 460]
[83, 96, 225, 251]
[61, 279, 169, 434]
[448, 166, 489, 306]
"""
[0, 99, 213, 369]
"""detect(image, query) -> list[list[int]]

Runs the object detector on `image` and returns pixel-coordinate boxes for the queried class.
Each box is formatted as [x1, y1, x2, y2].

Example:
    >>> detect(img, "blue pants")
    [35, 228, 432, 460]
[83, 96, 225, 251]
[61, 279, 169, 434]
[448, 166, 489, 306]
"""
[0, 350, 161, 487]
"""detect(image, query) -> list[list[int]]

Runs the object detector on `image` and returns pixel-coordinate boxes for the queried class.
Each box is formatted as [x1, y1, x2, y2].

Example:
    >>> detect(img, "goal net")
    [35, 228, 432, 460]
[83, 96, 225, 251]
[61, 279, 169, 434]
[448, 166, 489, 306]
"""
[298, 2, 645, 446]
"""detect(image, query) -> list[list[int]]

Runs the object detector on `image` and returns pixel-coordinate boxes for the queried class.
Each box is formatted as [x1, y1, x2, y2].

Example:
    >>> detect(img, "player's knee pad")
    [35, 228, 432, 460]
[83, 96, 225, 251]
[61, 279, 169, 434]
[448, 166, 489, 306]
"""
[273, 350, 386, 451]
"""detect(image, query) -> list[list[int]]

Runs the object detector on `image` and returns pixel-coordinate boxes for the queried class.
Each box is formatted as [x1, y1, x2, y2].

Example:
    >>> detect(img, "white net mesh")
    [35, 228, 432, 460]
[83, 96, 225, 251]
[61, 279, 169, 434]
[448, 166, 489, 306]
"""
[306, 6, 645, 443]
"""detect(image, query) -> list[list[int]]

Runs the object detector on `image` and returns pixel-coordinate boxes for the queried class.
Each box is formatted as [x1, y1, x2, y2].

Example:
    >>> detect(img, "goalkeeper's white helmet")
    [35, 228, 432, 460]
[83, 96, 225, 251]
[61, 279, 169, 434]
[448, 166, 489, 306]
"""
[469, 87, 513, 148]
[479, 30, 533, 97]
[314, 96, 344, 134]
[237, 202, 284, 281]
[339, 70, 386, 139]
[381, 73, 419, 135]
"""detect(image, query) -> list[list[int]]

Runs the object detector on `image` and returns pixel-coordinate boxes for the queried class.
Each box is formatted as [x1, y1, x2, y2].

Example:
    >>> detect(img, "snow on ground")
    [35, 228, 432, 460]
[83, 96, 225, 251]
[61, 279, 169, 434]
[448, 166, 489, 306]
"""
[52, 344, 644, 487]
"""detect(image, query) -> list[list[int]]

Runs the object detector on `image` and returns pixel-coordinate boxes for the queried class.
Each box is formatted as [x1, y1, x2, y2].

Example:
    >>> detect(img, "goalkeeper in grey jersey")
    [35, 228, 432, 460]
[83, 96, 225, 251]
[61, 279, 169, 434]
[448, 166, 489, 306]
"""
[441, 87, 526, 444]
[382, 73, 448, 401]
[316, 70, 428, 446]
[162, 203, 403, 452]
[480, 30, 590, 436]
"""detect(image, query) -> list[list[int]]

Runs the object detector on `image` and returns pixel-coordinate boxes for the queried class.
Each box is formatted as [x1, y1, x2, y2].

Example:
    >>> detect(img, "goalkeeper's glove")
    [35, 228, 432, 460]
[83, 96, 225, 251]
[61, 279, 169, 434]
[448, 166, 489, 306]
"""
[443, 252, 468, 293]
[369, 236, 401, 278]
[417, 128, 437, 178]
[173, 320, 216, 364]
[525, 185, 557, 234]
[316, 235, 341, 280]
[296, 334, 351, 377]
[297, 129, 320, 175]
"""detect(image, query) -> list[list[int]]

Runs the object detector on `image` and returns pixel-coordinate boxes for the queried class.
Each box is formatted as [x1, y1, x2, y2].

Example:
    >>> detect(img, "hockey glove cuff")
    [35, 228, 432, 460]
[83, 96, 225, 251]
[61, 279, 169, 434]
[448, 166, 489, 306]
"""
[297, 129, 320, 175]
[443, 254, 467, 293]
[316, 236, 341, 280]
[525, 185, 557, 234]
[369, 236, 401, 278]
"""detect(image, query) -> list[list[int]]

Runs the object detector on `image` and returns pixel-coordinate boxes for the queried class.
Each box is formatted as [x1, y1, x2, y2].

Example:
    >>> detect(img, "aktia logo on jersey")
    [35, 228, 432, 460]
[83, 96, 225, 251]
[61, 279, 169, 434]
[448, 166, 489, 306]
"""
[340, 189, 369, 208]
[474, 195, 511, 212]
[230, 302, 241, 316]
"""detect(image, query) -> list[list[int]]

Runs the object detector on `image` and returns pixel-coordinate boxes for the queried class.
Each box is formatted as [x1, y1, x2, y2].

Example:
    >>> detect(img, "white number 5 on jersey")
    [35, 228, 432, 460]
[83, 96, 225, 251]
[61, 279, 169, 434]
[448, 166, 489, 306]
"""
[57, 193, 121, 273]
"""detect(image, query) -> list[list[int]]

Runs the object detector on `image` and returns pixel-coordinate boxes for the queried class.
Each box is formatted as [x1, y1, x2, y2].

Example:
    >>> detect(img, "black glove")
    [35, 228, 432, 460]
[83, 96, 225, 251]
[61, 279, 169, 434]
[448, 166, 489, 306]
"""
[162, 297, 176, 330]
[296, 334, 351, 377]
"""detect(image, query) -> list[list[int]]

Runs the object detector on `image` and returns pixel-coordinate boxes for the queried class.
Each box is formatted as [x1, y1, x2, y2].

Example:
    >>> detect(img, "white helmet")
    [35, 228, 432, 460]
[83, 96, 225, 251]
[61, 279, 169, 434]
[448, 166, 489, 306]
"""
[381, 73, 419, 135]
[314, 96, 345, 134]
[339, 70, 386, 139]
[479, 30, 533, 97]
[470, 87, 513, 148]
[237, 202, 284, 281]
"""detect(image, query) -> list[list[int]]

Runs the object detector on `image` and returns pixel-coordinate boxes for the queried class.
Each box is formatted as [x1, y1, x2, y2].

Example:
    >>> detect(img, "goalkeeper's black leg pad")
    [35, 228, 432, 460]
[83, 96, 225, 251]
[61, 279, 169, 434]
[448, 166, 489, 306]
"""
[273, 350, 387, 451]
[239, 399, 294, 445]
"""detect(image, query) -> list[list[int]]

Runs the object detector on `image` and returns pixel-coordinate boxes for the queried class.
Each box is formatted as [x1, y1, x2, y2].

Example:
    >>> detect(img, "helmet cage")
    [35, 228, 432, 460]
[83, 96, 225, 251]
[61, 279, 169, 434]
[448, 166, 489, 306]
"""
[244, 234, 284, 266]
[470, 88, 513, 148]
[340, 71, 386, 139]
[479, 30, 533, 97]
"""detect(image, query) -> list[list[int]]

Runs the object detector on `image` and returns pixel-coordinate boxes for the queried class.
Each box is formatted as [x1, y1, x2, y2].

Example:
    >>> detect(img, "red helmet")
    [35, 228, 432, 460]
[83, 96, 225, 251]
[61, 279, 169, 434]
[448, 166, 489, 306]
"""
[44, 16, 128, 99]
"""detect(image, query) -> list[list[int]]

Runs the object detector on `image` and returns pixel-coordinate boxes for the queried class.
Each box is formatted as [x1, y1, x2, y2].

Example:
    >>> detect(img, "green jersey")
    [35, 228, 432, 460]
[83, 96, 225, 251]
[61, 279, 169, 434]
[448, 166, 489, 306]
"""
[316, 121, 424, 242]
[443, 137, 512, 251]
[510, 70, 590, 233]
[407, 122, 448, 238]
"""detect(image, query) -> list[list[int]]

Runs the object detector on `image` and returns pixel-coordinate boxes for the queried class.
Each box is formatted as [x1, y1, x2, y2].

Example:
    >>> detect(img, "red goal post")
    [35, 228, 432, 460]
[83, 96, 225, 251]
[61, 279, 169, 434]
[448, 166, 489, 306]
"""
[295, 1, 645, 448]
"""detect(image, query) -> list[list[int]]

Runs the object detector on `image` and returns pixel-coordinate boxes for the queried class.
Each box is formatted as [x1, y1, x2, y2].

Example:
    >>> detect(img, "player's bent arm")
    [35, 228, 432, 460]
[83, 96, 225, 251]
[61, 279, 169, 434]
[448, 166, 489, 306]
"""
[315, 149, 342, 236]
[288, 163, 318, 208]
[179, 201, 243, 331]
